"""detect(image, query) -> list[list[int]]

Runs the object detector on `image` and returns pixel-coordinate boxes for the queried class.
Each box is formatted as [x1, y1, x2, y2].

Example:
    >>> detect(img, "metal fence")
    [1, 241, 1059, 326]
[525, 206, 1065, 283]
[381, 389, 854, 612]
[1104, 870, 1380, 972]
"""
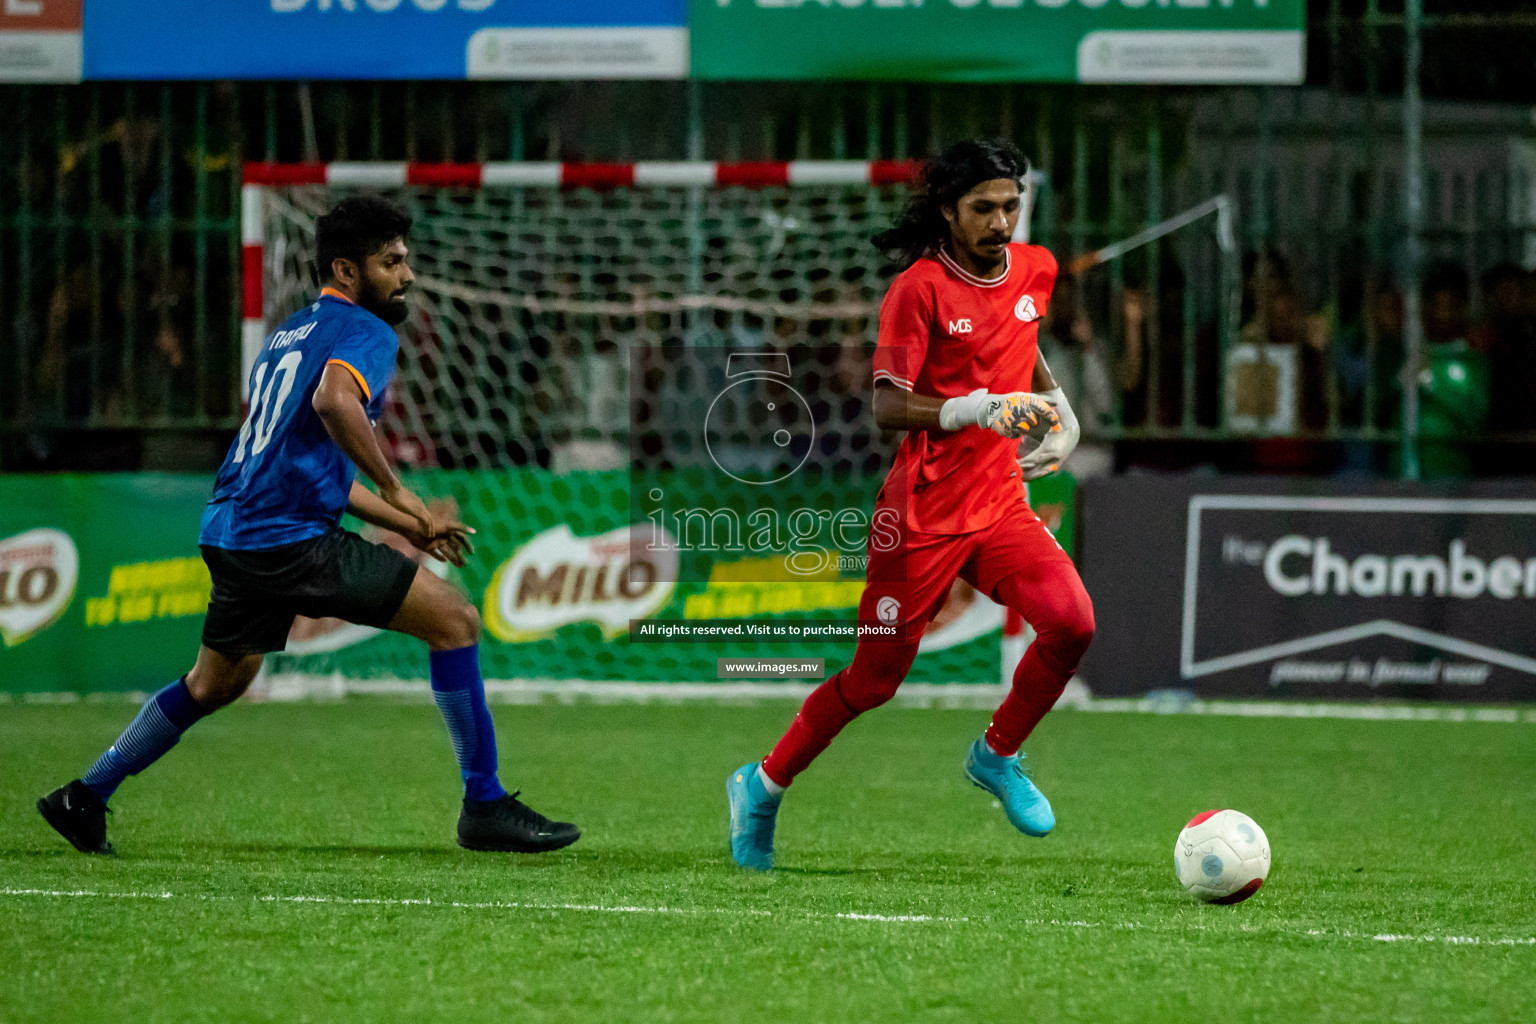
[2, 9, 1535, 472]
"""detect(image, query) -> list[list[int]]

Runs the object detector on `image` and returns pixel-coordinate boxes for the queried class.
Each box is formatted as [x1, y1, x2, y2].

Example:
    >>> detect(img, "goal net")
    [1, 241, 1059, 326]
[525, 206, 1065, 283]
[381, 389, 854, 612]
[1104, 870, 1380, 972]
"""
[243, 162, 1036, 695]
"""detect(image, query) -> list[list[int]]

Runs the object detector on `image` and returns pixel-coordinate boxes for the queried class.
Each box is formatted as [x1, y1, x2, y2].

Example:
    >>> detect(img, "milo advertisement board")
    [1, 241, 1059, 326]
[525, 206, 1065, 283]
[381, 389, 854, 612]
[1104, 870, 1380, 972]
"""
[1, 468, 1073, 692]
[267, 465, 1073, 686]
[0, 475, 214, 693]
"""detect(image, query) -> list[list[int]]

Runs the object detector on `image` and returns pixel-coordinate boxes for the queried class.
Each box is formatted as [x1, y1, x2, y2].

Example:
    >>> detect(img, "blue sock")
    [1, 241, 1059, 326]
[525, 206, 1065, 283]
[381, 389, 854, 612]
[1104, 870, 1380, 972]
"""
[429, 645, 506, 802]
[81, 677, 208, 802]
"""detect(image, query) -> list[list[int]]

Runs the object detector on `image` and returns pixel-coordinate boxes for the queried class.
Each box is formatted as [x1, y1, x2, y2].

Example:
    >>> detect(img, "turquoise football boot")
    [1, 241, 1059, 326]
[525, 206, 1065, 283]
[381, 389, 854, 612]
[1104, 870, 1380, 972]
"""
[963, 737, 1055, 837]
[727, 762, 781, 871]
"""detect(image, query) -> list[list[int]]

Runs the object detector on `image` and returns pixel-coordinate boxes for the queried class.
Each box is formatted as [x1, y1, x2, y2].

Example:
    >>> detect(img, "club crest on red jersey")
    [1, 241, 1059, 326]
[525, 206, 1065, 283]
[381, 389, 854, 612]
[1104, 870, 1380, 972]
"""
[1014, 294, 1039, 322]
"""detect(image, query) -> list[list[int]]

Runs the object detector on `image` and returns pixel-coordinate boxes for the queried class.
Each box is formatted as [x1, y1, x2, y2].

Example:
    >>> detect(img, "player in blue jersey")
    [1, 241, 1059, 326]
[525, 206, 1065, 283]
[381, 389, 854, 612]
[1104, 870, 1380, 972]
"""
[38, 196, 579, 856]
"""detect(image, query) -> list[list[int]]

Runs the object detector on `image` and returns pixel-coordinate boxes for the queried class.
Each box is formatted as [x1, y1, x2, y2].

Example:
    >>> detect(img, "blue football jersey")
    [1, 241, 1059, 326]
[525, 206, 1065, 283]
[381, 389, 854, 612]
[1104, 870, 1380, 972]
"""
[200, 291, 398, 550]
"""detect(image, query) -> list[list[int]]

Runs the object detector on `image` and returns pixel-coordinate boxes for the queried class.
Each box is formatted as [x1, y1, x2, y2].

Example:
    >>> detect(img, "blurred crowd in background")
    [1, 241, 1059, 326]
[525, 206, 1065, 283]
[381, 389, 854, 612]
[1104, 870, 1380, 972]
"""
[5, 75, 1536, 480]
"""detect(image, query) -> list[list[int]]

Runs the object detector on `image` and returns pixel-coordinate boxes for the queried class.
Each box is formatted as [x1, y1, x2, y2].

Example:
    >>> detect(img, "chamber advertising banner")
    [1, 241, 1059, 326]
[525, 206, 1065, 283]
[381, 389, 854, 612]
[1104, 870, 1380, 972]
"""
[83, 0, 687, 80]
[1079, 476, 1536, 702]
[0, 0, 81, 82]
[690, 0, 1305, 84]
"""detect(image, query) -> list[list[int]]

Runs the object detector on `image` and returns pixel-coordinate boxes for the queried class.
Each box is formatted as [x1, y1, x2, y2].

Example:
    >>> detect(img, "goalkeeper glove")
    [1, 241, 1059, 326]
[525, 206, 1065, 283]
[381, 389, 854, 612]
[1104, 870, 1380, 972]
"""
[939, 388, 1061, 439]
[1017, 387, 1079, 479]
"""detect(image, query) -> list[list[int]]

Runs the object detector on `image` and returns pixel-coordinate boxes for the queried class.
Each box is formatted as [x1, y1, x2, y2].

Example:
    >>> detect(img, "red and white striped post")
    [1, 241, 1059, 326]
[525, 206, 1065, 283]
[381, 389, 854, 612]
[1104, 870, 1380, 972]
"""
[240, 180, 267, 406]
[241, 158, 920, 192]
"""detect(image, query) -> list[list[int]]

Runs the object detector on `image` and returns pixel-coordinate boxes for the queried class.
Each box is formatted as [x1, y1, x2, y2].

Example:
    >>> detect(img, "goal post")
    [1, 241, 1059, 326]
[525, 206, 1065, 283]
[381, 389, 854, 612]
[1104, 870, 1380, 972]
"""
[240, 159, 1043, 394]
[240, 159, 922, 405]
[240, 160, 1041, 695]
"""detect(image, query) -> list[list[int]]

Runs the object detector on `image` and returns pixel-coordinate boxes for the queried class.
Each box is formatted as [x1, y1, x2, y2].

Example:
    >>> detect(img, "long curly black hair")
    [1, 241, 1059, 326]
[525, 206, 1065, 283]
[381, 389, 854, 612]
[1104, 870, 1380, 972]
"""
[872, 139, 1030, 270]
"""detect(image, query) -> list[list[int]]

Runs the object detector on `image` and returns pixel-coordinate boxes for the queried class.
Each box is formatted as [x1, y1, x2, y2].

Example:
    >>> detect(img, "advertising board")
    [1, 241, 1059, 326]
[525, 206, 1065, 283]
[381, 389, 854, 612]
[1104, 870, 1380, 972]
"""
[83, 0, 687, 80]
[690, 0, 1305, 84]
[0, 0, 80, 82]
[0, 475, 213, 693]
[69, 0, 1304, 83]
[1, 469, 1075, 692]
[268, 468, 1071, 687]
[1079, 476, 1536, 701]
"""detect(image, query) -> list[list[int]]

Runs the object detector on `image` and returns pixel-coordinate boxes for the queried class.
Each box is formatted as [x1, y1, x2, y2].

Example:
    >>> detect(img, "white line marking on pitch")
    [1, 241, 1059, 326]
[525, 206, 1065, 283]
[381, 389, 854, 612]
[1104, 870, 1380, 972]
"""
[1307, 928, 1536, 947]
[5, 889, 1535, 947]
[15, 682, 1534, 726]
[0, 888, 959, 925]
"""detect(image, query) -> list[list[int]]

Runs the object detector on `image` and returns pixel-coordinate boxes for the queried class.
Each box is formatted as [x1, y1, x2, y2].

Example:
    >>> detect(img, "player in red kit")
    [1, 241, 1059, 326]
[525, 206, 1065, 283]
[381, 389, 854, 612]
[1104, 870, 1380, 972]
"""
[727, 139, 1094, 870]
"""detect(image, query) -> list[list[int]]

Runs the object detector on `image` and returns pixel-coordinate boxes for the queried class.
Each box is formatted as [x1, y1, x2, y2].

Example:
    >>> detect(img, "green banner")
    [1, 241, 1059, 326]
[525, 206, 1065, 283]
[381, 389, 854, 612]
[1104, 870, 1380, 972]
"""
[0, 469, 1075, 692]
[275, 468, 1075, 687]
[689, 0, 1305, 84]
[0, 474, 214, 693]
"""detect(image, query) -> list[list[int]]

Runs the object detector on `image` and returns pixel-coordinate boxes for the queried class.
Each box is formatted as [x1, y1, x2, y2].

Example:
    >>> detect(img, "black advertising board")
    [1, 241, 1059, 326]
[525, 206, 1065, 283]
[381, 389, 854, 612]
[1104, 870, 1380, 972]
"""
[1078, 476, 1536, 702]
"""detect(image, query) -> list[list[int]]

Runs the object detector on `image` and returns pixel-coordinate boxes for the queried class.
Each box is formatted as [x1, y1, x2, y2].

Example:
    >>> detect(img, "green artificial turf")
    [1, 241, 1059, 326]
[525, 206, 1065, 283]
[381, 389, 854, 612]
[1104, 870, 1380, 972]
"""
[2, 698, 1534, 1023]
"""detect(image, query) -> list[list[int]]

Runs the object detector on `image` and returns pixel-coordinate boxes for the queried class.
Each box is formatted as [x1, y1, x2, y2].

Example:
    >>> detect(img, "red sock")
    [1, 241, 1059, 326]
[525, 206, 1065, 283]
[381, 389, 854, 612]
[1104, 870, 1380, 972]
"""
[984, 561, 1095, 756]
[985, 645, 1072, 756]
[761, 672, 860, 787]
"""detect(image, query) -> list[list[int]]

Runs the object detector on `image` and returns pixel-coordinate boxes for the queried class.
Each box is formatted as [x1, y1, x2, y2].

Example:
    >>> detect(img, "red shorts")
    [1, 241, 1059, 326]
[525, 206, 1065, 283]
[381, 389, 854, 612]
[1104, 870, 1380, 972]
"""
[858, 499, 1072, 636]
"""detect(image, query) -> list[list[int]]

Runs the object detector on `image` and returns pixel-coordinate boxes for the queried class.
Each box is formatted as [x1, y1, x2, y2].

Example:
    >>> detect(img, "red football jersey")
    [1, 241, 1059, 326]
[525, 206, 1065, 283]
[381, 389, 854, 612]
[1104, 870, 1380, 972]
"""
[871, 243, 1057, 535]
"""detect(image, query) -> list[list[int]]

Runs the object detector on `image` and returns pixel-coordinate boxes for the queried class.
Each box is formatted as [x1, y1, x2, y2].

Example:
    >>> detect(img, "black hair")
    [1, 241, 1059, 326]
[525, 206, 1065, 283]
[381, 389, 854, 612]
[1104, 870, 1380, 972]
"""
[871, 138, 1030, 269]
[1481, 261, 1526, 292]
[315, 195, 412, 282]
[1241, 246, 1294, 291]
[1423, 259, 1469, 299]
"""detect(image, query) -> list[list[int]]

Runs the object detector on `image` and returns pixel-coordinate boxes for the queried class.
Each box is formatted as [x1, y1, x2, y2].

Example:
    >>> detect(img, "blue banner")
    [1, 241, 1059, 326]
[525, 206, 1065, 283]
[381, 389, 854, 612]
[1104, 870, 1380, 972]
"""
[83, 0, 687, 80]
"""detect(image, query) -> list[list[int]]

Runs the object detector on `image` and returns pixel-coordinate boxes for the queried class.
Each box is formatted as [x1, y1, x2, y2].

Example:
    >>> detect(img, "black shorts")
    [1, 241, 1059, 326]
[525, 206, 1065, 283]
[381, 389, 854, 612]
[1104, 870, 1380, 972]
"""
[200, 527, 419, 657]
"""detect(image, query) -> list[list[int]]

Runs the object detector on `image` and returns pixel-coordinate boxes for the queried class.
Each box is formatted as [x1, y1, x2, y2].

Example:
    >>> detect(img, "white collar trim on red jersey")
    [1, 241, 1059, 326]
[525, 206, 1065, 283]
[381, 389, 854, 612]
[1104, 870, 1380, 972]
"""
[936, 245, 1010, 288]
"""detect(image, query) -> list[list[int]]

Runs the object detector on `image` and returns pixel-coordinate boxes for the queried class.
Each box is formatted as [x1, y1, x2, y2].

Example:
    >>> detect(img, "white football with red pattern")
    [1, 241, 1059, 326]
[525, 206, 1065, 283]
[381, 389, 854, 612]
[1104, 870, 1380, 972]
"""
[1174, 809, 1271, 904]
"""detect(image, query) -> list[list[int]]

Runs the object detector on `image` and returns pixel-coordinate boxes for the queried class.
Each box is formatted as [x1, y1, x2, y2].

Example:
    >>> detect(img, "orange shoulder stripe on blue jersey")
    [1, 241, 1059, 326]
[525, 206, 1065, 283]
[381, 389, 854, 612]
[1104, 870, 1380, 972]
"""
[319, 289, 368, 397]
[326, 359, 371, 401]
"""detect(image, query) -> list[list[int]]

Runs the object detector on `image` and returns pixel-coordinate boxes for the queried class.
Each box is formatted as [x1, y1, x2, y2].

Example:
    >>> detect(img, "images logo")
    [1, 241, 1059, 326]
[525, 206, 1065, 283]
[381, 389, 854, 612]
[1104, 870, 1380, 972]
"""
[703, 352, 816, 487]
[630, 343, 906, 586]
[485, 523, 678, 642]
[0, 528, 79, 647]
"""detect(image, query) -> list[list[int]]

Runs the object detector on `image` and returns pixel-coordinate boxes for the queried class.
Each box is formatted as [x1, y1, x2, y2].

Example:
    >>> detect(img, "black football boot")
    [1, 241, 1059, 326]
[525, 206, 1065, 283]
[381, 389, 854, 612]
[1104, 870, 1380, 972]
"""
[457, 790, 580, 853]
[38, 780, 114, 855]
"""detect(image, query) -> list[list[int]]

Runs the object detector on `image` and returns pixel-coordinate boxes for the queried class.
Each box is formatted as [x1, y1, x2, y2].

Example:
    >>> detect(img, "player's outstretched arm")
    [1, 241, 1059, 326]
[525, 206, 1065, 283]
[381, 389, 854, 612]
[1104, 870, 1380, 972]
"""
[312, 362, 434, 537]
[873, 381, 946, 430]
